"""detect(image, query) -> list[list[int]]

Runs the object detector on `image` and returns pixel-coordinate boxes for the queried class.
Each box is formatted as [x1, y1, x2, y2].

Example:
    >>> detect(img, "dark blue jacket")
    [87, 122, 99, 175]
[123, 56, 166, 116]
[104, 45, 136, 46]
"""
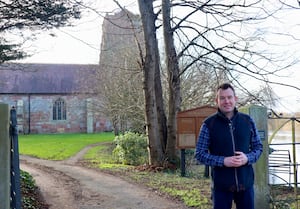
[204, 108, 255, 191]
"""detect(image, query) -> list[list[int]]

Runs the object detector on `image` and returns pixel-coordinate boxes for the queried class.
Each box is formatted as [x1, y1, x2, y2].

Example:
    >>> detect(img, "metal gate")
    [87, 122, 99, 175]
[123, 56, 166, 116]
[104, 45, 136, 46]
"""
[10, 107, 21, 209]
[268, 110, 300, 208]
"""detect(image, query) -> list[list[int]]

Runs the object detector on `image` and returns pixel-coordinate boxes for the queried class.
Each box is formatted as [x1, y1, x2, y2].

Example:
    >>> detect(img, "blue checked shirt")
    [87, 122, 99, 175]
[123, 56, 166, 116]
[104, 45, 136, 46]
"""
[195, 117, 263, 167]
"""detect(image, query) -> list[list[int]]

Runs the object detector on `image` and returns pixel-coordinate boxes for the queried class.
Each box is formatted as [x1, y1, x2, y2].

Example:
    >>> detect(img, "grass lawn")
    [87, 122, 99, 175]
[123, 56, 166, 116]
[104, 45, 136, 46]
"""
[83, 143, 132, 170]
[19, 132, 114, 160]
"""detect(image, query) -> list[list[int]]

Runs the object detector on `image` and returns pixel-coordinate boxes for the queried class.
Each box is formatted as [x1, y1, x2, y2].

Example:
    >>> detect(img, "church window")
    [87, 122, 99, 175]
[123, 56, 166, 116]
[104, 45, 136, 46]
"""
[53, 98, 66, 120]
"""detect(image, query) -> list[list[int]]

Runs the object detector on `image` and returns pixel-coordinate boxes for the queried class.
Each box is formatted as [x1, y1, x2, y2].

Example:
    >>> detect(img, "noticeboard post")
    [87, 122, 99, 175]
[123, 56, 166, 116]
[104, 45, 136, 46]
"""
[176, 106, 217, 176]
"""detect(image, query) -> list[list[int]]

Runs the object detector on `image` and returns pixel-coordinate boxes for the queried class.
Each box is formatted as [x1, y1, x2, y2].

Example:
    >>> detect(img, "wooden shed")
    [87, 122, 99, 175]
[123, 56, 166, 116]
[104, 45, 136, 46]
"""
[176, 105, 217, 149]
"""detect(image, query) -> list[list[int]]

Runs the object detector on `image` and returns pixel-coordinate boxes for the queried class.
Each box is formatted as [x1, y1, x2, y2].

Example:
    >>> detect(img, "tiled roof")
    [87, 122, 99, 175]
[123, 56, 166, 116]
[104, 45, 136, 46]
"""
[0, 63, 98, 94]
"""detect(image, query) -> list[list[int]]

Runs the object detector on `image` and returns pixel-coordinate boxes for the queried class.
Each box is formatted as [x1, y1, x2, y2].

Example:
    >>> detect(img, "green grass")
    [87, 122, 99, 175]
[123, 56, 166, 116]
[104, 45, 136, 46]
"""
[19, 132, 114, 160]
[83, 142, 132, 170]
[125, 171, 211, 208]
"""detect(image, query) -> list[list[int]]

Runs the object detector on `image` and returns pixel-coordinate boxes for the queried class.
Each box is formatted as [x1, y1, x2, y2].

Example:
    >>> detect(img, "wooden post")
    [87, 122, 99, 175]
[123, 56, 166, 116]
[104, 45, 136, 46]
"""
[240, 105, 270, 209]
[0, 103, 10, 209]
[180, 149, 186, 177]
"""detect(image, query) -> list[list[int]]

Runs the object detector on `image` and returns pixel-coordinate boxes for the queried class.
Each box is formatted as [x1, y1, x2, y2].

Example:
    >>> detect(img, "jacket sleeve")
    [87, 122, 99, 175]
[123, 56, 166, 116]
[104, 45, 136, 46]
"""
[246, 117, 263, 164]
[195, 123, 225, 167]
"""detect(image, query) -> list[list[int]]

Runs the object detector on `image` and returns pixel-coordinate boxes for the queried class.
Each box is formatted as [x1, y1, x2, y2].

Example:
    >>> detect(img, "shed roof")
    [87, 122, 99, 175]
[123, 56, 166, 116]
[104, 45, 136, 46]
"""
[0, 63, 98, 94]
[177, 105, 217, 118]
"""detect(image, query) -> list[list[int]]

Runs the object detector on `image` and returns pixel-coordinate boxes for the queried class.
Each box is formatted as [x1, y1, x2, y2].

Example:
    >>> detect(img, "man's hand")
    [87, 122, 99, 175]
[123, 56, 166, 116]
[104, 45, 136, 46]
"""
[224, 151, 248, 167]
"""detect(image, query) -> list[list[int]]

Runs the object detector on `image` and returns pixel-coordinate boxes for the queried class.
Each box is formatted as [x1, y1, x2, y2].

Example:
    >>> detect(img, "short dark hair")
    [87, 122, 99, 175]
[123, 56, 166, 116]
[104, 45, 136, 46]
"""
[217, 83, 235, 95]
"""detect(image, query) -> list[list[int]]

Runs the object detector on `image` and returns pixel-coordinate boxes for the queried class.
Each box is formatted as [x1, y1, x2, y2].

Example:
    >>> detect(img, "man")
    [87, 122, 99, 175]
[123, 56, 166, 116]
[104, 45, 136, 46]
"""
[195, 83, 263, 209]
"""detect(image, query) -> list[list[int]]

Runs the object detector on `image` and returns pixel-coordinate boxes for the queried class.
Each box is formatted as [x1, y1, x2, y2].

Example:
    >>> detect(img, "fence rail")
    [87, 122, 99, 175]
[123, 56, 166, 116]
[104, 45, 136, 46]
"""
[269, 149, 294, 186]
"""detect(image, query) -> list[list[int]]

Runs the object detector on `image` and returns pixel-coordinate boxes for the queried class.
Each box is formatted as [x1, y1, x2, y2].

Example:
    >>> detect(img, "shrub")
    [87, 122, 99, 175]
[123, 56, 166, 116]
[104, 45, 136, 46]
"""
[112, 132, 148, 166]
[21, 170, 47, 209]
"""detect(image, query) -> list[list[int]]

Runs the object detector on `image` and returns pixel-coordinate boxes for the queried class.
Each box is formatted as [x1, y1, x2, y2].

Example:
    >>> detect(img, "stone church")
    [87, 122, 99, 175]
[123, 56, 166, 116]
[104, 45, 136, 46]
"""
[0, 9, 141, 134]
[0, 63, 112, 134]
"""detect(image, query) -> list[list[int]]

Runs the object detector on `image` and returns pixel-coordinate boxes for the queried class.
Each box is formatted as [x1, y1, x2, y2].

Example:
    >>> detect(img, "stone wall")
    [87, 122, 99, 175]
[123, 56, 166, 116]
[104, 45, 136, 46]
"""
[0, 94, 112, 134]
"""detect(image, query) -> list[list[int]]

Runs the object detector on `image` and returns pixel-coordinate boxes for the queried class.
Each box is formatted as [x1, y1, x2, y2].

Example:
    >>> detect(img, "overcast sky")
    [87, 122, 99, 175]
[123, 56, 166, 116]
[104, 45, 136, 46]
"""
[19, 0, 138, 65]
[17, 0, 300, 113]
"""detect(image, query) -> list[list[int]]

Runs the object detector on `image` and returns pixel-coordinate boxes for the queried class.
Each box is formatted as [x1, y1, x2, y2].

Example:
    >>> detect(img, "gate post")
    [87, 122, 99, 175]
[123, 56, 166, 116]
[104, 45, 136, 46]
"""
[240, 105, 270, 209]
[0, 103, 10, 209]
[10, 107, 22, 209]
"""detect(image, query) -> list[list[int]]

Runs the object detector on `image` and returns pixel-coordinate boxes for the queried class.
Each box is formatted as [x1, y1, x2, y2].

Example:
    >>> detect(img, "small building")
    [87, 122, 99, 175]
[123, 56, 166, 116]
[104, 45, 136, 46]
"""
[177, 105, 217, 149]
[0, 63, 112, 134]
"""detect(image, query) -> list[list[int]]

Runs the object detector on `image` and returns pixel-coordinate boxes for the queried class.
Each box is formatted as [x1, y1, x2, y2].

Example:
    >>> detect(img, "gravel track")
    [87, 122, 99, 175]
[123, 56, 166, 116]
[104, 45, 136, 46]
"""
[20, 145, 189, 209]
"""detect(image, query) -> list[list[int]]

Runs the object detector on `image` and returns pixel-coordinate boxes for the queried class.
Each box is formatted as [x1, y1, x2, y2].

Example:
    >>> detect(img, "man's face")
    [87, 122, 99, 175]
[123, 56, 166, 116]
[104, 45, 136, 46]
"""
[216, 88, 237, 116]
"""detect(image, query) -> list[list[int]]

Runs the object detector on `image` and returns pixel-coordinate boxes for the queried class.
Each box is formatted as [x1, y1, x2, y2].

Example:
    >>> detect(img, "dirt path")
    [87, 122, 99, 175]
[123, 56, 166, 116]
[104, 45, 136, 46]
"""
[20, 144, 189, 209]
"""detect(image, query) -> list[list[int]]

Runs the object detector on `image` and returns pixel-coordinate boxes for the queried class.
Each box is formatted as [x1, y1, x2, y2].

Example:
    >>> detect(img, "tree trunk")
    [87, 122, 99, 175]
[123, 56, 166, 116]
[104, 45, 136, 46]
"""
[138, 0, 164, 165]
[155, 71, 168, 153]
[162, 0, 181, 163]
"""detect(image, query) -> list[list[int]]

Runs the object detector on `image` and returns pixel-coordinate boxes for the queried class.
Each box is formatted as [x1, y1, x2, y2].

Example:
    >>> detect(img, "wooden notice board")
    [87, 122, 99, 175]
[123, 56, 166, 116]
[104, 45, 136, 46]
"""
[176, 105, 217, 149]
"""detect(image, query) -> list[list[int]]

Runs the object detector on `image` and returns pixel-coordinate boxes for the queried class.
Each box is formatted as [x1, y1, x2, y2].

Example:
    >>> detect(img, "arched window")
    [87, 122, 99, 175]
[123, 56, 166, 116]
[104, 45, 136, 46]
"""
[53, 98, 66, 120]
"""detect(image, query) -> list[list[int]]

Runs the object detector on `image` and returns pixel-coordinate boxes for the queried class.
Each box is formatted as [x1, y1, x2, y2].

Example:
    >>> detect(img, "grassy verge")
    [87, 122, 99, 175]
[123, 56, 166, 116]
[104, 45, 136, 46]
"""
[19, 132, 114, 160]
[83, 143, 131, 170]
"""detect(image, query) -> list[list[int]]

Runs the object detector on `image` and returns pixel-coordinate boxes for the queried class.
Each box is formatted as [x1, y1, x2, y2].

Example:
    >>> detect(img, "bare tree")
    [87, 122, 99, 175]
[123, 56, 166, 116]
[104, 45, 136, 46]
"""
[180, 66, 227, 109]
[172, 1, 300, 90]
[95, 10, 145, 135]
[136, 0, 300, 166]
[138, 0, 167, 165]
[80, 0, 299, 167]
[162, 0, 181, 163]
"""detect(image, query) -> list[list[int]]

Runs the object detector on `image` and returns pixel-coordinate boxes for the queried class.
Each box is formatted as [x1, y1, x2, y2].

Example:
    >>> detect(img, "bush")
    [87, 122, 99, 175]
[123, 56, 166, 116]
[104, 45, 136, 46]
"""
[112, 132, 148, 166]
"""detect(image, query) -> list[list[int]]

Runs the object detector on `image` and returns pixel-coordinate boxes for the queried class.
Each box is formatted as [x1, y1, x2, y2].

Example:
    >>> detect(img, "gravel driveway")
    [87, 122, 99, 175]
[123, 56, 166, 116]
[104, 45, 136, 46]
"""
[20, 146, 189, 209]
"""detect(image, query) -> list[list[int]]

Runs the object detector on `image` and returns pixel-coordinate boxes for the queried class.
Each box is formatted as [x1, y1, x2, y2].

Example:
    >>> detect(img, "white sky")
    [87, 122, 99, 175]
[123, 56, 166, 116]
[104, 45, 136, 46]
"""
[19, 0, 138, 65]
[17, 0, 300, 113]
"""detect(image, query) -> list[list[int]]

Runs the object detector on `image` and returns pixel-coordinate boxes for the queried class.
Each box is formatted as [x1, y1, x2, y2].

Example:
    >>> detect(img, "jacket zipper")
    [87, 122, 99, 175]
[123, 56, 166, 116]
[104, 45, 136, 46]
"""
[229, 122, 239, 192]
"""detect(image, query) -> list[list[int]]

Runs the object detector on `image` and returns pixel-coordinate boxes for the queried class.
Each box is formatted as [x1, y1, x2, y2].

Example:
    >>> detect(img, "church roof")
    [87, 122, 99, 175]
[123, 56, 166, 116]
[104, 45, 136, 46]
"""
[0, 63, 98, 94]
